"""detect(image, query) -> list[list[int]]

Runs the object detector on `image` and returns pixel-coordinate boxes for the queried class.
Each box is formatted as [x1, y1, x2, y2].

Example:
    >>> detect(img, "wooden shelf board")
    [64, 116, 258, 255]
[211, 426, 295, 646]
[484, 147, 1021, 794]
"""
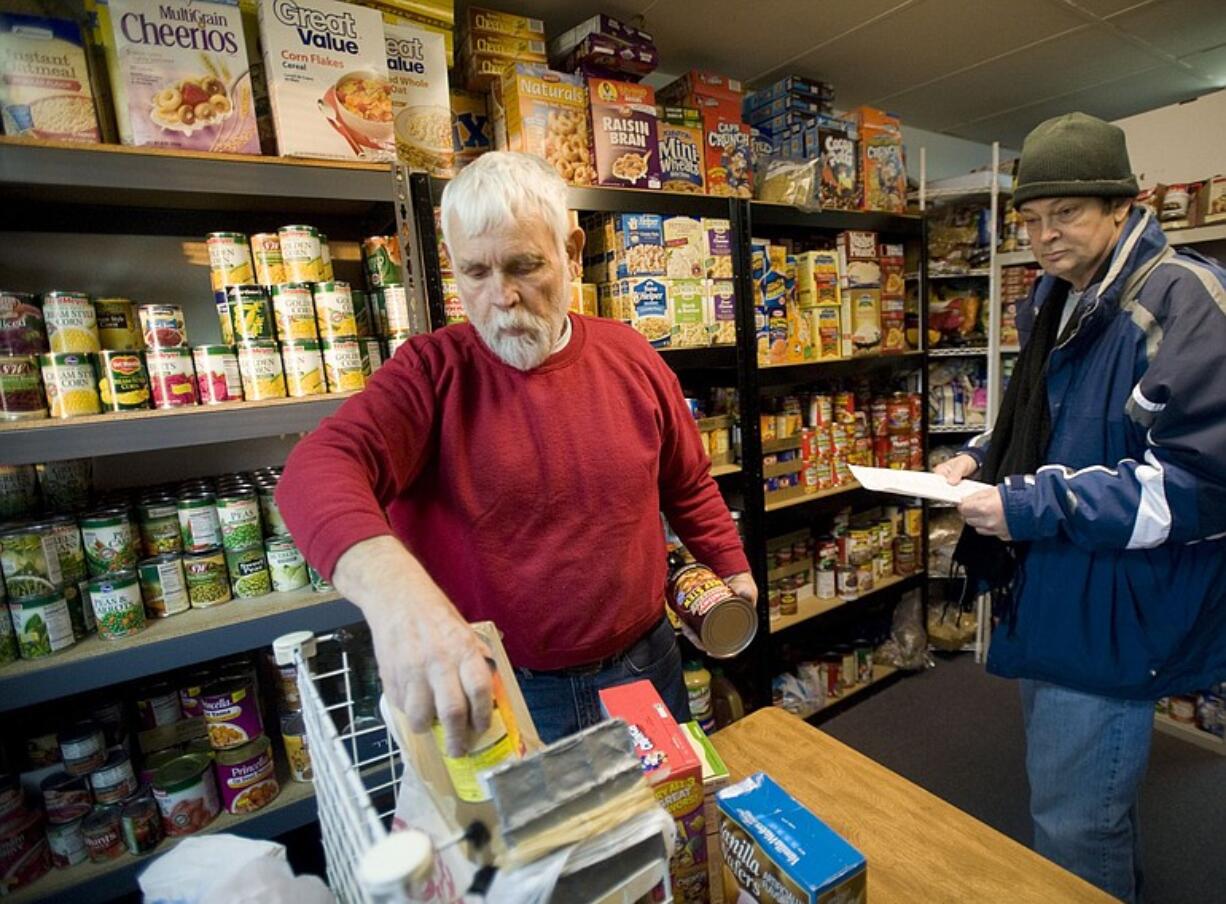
[770, 573, 921, 633]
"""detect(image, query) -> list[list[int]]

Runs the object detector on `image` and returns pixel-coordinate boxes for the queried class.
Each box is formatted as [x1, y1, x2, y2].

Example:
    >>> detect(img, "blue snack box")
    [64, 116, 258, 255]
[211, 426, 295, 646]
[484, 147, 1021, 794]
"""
[717, 772, 867, 904]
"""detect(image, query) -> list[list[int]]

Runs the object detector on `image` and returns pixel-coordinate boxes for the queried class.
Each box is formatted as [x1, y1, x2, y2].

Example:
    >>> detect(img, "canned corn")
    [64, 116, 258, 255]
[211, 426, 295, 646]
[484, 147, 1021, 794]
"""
[319, 233, 333, 282]
[249, 233, 286, 286]
[226, 286, 274, 342]
[96, 351, 151, 411]
[43, 292, 100, 353]
[236, 341, 286, 400]
[281, 341, 326, 397]
[270, 283, 318, 342]
[321, 339, 365, 393]
[277, 226, 323, 283]
[38, 353, 100, 418]
[313, 282, 357, 340]
[93, 298, 142, 351]
[358, 337, 383, 377]
[206, 232, 255, 291]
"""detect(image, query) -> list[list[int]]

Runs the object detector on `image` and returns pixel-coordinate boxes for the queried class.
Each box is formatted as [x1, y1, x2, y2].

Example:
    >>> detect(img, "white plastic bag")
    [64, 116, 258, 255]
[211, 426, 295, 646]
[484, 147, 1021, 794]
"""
[139, 835, 333, 904]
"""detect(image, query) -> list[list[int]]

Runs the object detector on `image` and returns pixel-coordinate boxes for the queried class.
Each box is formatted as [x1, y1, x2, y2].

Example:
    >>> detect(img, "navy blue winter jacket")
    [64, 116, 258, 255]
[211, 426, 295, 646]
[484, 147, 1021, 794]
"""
[968, 207, 1226, 699]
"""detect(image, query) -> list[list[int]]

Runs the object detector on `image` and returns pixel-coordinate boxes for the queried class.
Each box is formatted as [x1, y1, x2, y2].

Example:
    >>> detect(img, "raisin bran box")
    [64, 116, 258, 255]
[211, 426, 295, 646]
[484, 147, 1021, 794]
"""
[98, 0, 260, 152]
[588, 77, 661, 190]
[258, 0, 393, 161]
[600, 681, 708, 904]
[718, 772, 867, 904]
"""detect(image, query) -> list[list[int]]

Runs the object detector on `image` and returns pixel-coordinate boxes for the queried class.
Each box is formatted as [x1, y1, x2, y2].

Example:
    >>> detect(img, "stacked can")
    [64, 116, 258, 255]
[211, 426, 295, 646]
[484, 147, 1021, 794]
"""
[0, 523, 77, 659]
[80, 507, 146, 642]
[215, 478, 272, 600]
[137, 305, 197, 410]
[312, 281, 365, 394]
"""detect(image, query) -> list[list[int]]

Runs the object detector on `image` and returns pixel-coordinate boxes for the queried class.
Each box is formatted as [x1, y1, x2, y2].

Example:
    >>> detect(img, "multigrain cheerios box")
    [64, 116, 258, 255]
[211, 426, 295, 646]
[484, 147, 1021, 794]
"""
[0, 13, 101, 143]
[96, 0, 260, 152]
[258, 0, 393, 161]
[718, 772, 867, 904]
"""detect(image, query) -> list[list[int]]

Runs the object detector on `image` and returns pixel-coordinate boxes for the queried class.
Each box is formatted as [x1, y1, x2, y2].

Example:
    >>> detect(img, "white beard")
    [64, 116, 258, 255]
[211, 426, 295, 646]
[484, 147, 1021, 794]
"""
[472, 305, 559, 371]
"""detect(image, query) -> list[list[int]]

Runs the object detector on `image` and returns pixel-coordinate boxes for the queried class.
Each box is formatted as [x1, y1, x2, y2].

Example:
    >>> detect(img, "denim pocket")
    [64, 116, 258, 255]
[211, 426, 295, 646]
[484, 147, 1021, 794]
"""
[623, 619, 677, 678]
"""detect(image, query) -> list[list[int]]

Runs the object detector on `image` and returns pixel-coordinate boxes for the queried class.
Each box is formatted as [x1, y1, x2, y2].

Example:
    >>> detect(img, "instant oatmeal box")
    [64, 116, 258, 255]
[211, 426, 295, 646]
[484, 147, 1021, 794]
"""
[0, 13, 101, 143]
[492, 62, 594, 185]
[95, 0, 260, 152]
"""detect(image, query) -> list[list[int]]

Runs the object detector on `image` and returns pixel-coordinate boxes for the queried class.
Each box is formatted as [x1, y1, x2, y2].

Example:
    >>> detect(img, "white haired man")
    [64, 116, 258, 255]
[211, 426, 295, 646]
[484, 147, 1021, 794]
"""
[278, 152, 756, 753]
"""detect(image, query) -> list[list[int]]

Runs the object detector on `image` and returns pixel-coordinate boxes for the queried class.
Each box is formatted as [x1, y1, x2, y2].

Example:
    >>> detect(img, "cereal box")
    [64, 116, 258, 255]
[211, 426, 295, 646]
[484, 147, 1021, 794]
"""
[670, 278, 707, 348]
[707, 279, 736, 346]
[0, 13, 101, 142]
[258, 0, 393, 161]
[663, 217, 705, 279]
[718, 772, 867, 904]
[702, 100, 752, 198]
[819, 117, 861, 210]
[385, 21, 450, 174]
[97, 0, 260, 152]
[568, 280, 597, 317]
[658, 107, 706, 194]
[495, 63, 593, 185]
[449, 88, 490, 169]
[600, 681, 707, 904]
[464, 6, 544, 41]
[703, 219, 734, 279]
[588, 77, 661, 190]
[658, 69, 743, 106]
[583, 213, 666, 280]
[598, 278, 670, 348]
[855, 105, 907, 213]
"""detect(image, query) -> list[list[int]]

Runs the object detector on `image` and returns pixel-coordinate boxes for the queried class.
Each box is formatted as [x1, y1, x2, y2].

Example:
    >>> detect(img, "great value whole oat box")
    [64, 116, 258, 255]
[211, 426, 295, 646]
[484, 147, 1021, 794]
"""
[588, 77, 661, 190]
[385, 20, 450, 174]
[259, 0, 393, 160]
[718, 772, 866, 904]
[600, 681, 708, 904]
[98, 0, 260, 152]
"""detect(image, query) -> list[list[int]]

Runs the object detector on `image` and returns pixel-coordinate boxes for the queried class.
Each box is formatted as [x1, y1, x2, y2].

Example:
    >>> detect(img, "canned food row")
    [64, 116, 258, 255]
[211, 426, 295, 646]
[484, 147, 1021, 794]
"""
[774, 641, 879, 716]
[213, 280, 413, 346]
[0, 293, 183, 357]
[207, 229, 401, 292]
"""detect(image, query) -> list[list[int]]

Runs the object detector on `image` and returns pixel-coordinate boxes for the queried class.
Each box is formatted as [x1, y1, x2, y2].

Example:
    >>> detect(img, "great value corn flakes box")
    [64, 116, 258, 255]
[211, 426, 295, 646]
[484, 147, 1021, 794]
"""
[259, 0, 393, 161]
[385, 20, 450, 174]
[97, 0, 260, 152]
[718, 772, 867, 904]
[600, 681, 708, 904]
[0, 13, 101, 142]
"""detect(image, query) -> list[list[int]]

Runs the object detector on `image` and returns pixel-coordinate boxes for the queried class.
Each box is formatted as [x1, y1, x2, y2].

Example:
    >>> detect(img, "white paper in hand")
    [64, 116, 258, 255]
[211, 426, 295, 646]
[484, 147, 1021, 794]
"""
[849, 465, 994, 505]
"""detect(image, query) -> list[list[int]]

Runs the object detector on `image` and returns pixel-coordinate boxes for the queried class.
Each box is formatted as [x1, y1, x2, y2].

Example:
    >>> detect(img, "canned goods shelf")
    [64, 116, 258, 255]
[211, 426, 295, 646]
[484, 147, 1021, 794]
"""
[1153, 712, 1226, 756]
[764, 481, 862, 513]
[6, 768, 318, 904]
[0, 393, 359, 466]
[655, 345, 738, 371]
[758, 351, 926, 387]
[0, 589, 359, 713]
[0, 137, 393, 230]
[770, 572, 925, 634]
[926, 269, 990, 279]
[790, 664, 900, 720]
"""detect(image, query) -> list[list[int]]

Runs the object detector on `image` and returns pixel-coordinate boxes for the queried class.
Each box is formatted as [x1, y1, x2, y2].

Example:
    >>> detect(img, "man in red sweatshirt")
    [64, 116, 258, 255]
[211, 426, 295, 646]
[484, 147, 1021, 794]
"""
[277, 151, 754, 753]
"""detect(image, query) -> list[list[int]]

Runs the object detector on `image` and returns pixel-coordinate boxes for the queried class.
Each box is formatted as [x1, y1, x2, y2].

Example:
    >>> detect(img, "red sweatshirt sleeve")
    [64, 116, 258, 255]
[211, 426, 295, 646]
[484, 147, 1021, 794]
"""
[654, 365, 750, 578]
[276, 341, 439, 580]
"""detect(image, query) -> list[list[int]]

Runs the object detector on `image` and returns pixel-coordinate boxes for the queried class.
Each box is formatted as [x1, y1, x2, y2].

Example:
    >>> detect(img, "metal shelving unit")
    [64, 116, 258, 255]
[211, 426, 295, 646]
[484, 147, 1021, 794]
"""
[769, 572, 925, 633]
[0, 393, 357, 466]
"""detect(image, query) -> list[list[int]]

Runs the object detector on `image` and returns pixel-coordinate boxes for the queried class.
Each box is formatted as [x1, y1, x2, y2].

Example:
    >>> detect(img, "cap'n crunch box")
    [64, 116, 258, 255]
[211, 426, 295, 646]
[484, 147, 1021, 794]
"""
[854, 105, 907, 213]
[717, 772, 867, 904]
[701, 99, 752, 198]
[600, 681, 708, 904]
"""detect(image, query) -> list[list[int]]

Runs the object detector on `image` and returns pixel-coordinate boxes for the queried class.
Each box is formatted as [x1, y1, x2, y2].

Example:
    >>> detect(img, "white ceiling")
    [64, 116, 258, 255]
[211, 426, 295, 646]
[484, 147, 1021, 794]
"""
[461, 0, 1226, 147]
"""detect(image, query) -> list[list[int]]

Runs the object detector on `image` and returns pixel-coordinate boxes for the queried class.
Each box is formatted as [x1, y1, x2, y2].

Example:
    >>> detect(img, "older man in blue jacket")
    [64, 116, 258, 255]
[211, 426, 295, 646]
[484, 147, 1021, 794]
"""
[937, 112, 1226, 902]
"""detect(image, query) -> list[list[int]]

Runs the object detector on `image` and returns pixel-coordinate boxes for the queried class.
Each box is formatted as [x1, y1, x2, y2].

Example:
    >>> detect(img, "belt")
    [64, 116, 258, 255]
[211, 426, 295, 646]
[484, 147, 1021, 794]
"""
[522, 616, 668, 677]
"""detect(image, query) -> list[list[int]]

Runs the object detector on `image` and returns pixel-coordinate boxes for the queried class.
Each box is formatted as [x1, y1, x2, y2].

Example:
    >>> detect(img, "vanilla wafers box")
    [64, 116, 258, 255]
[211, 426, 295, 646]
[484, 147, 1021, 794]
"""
[258, 0, 393, 160]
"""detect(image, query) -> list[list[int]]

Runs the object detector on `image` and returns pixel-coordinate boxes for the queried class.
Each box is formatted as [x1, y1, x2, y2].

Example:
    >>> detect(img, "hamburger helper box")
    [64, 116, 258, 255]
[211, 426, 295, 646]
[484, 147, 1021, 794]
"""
[258, 0, 393, 161]
[96, 0, 261, 152]
[599, 681, 708, 904]
[718, 772, 867, 904]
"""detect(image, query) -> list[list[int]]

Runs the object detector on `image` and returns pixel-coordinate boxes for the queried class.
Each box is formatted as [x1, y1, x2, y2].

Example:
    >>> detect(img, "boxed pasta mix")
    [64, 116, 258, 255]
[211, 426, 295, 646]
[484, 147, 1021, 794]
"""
[598, 277, 670, 349]
[707, 279, 736, 346]
[96, 0, 260, 152]
[492, 63, 593, 184]
[384, 20, 451, 174]
[702, 219, 734, 279]
[583, 213, 666, 280]
[588, 77, 661, 190]
[717, 772, 867, 904]
[670, 278, 707, 348]
[663, 216, 705, 279]
[258, 0, 393, 161]
[0, 13, 101, 142]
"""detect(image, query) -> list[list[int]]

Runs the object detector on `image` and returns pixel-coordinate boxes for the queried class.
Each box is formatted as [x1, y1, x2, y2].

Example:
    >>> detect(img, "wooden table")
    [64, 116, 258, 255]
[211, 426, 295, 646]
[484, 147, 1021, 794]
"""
[710, 708, 1114, 903]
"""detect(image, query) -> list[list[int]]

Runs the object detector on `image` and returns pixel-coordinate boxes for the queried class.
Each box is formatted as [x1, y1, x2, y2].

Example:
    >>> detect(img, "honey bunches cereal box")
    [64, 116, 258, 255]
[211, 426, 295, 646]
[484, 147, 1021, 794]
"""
[97, 0, 261, 152]
[259, 0, 393, 161]
[0, 13, 101, 142]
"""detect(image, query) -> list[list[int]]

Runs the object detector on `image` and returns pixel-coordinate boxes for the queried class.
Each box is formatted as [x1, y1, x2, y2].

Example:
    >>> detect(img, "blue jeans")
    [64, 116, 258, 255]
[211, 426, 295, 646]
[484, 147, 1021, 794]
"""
[515, 617, 692, 743]
[1020, 679, 1155, 903]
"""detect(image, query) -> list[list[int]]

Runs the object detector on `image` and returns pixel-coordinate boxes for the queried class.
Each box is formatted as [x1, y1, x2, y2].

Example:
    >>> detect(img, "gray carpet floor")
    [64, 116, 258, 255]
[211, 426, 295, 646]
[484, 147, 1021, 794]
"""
[817, 653, 1226, 903]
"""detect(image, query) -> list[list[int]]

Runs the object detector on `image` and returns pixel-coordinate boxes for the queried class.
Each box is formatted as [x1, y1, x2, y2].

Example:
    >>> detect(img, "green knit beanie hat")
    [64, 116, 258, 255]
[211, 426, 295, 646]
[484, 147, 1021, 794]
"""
[1013, 112, 1138, 209]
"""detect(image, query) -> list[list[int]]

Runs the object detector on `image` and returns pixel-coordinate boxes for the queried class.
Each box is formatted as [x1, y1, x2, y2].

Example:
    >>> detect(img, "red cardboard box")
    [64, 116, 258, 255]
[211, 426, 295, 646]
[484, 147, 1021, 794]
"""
[658, 69, 744, 106]
[600, 681, 708, 904]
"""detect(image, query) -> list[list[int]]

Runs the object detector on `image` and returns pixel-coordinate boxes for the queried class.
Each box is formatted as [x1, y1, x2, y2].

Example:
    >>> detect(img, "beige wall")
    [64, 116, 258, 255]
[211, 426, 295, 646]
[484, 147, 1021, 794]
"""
[1114, 88, 1226, 187]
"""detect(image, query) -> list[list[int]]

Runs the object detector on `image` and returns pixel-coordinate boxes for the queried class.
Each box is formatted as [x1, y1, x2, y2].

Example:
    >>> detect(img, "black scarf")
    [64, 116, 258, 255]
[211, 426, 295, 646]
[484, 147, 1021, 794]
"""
[952, 278, 1070, 614]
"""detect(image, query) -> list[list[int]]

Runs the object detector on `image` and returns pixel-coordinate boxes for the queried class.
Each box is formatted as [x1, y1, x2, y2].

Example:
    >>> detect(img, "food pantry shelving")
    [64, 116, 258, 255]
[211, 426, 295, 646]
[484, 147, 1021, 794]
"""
[2, 140, 931, 900]
[411, 171, 931, 711]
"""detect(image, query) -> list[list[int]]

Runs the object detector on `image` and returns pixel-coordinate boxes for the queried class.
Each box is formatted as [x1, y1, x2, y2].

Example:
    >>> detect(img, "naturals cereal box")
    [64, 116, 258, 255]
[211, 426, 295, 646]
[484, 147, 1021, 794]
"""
[588, 77, 661, 190]
[385, 20, 451, 174]
[0, 13, 101, 142]
[495, 63, 593, 185]
[658, 107, 705, 194]
[259, 0, 393, 161]
[99, 0, 260, 152]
